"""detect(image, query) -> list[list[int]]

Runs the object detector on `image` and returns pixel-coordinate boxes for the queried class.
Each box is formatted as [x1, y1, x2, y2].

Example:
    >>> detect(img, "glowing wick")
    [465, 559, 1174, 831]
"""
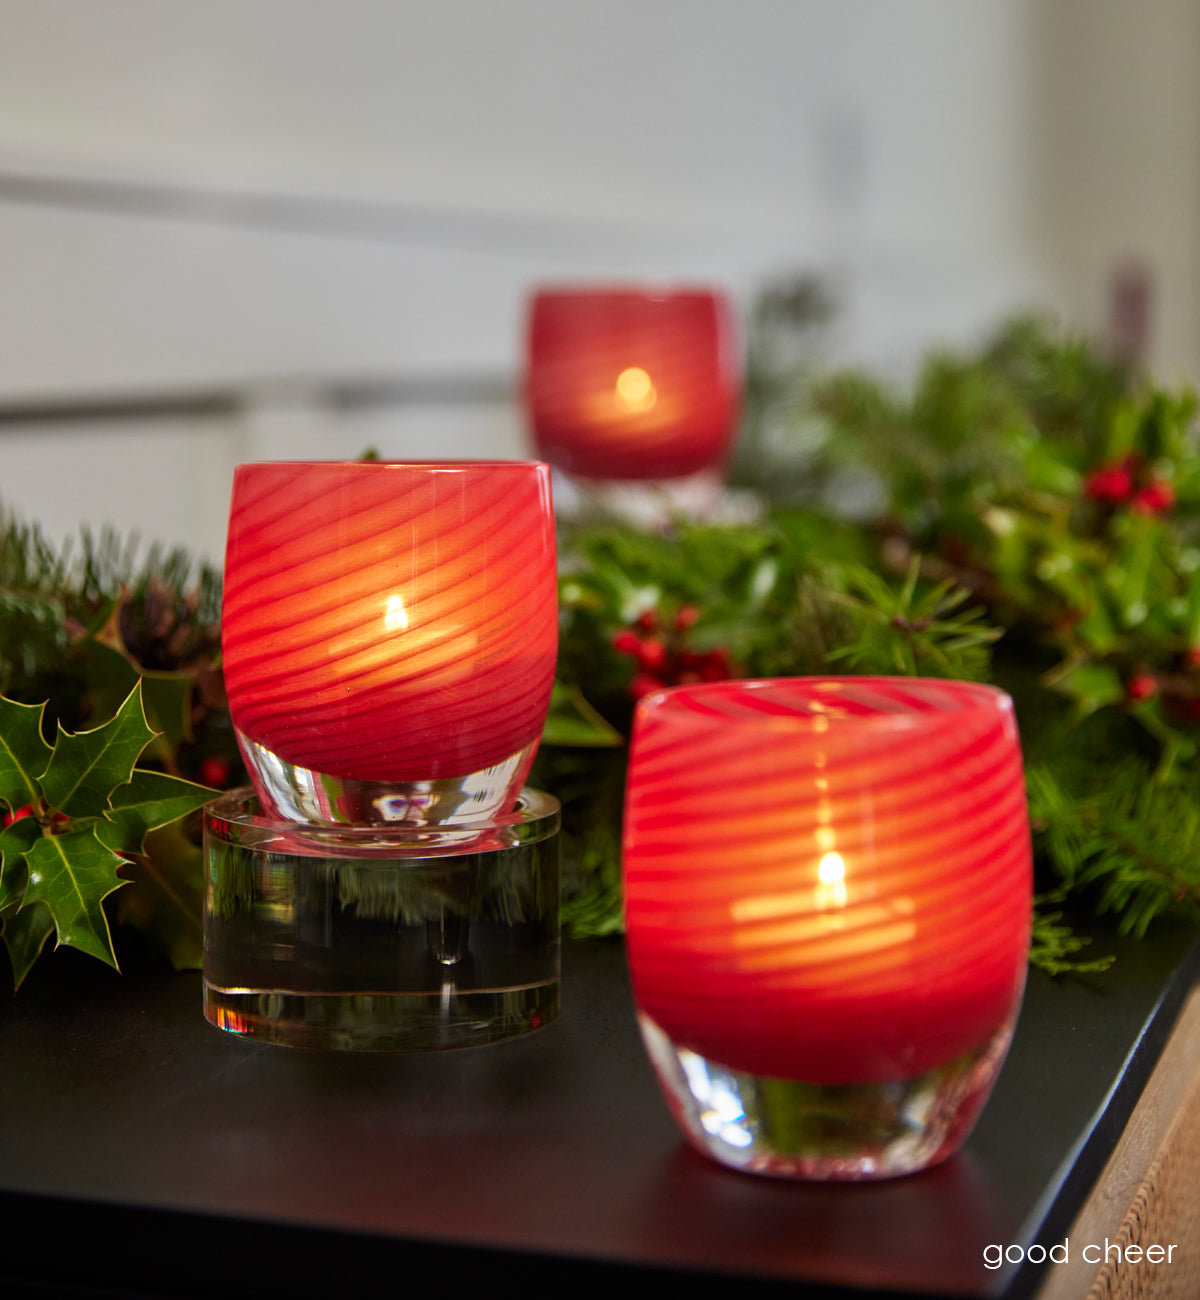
[384, 594, 409, 631]
[815, 851, 848, 910]
[614, 367, 657, 413]
[817, 852, 845, 884]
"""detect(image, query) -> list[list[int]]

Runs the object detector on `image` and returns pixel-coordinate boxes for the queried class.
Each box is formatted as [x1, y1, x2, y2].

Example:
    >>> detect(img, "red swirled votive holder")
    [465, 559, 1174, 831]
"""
[221, 460, 558, 827]
[623, 676, 1032, 1180]
[523, 287, 740, 489]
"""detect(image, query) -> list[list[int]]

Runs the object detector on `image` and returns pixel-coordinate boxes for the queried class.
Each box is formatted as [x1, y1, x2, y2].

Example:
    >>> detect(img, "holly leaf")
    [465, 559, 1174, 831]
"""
[98, 769, 214, 856]
[0, 900, 56, 990]
[23, 828, 128, 968]
[0, 696, 53, 813]
[114, 821, 205, 970]
[0, 815, 41, 911]
[85, 638, 195, 756]
[38, 682, 157, 818]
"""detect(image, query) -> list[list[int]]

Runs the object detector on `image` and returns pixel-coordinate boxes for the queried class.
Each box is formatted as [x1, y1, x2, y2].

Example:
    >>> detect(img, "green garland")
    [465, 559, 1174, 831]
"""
[0, 520, 233, 986]
[4, 314, 1200, 987]
[536, 315, 1200, 974]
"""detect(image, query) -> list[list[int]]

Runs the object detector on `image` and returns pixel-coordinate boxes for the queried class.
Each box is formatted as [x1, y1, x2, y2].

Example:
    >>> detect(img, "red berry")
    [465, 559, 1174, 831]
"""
[674, 604, 701, 631]
[636, 637, 668, 671]
[635, 609, 660, 633]
[200, 758, 232, 788]
[2, 804, 32, 829]
[1084, 463, 1134, 503]
[1186, 646, 1200, 671]
[1131, 481, 1176, 516]
[1127, 673, 1159, 703]
[612, 630, 642, 657]
[698, 647, 732, 680]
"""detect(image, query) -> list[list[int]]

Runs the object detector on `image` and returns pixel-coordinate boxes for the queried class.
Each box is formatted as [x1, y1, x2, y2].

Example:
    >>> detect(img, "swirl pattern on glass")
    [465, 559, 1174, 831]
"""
[222, 461, 557, 784]
[623, 677, 1032, 1085]
[524, 288, 739, 481]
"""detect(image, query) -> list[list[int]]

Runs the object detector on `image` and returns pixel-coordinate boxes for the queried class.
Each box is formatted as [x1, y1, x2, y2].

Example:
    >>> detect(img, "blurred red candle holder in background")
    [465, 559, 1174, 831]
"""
[523, 287, 740, 501]
[221, 460, 558, 827]
[623, 676, 1032, 1180]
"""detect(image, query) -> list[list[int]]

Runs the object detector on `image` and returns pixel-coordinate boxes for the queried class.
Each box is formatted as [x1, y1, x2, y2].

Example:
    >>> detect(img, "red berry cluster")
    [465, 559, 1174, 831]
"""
[612, 606, 737, 700]
[1084, 454, 1175, 516]
[2, 804, 68, 830]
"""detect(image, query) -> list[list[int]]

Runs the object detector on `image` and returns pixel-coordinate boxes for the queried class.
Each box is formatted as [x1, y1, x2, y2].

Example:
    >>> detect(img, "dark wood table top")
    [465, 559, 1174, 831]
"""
[1, 922, 1197, 1300]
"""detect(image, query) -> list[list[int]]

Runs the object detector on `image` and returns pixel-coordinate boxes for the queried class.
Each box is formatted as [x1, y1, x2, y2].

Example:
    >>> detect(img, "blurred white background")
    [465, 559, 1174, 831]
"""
[0, 0, 1196, 563]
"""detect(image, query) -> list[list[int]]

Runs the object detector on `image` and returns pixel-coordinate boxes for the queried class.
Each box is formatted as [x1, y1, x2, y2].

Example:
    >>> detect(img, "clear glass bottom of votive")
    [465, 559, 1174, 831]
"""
[636, 1010, 1017, 1180]
[237, 732, 539, 827]
[203, 788, 559, 1051]
[556, 467, 731, 527]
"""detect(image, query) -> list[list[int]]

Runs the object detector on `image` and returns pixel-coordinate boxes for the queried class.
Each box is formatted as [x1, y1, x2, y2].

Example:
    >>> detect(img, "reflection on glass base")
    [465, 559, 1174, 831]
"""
[204, 982, 559, 1052]
[237, 731, 538, 827]
[637, 1011, 1015, 1180]
[203, 788, 560, 1051]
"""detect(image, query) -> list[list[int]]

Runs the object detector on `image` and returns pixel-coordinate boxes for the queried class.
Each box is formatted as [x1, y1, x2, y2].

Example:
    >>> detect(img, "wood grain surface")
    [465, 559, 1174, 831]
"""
[1036, 984, 1200, 1300]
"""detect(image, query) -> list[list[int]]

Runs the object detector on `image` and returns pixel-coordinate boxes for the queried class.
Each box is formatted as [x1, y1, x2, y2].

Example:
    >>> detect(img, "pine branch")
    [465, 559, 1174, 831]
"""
[1028, 762, 1200, 938]
[824, 556, 1001, 680]
[1029, 902, 1114, 977]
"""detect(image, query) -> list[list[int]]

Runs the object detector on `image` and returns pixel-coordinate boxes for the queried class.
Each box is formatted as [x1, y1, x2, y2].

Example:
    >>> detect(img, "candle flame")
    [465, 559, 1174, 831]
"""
[815, 851, 848, 910]
[384, 594, 409, 631]
[614, 367, 657, 413]
[817, 852, 845, 884]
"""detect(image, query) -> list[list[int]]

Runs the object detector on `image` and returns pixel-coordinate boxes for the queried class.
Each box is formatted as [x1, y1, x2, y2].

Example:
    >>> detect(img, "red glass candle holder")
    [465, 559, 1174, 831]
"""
[523, 287, 740, 487]
[221, 461, 558, 827]
[623, 677, 1032, 1180]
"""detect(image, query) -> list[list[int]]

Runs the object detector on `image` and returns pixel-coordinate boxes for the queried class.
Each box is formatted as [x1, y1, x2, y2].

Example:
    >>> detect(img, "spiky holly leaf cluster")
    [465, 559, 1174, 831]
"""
[0, 683, 213, 988]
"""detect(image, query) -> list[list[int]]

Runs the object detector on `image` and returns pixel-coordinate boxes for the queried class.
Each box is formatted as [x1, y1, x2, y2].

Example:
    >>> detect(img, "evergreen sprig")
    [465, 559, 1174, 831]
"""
[1028, 901, 1114, 978]
[826, 556, 1001, 680]
[1028, 762, 1200, 939]
[544, 313, 1200, 971]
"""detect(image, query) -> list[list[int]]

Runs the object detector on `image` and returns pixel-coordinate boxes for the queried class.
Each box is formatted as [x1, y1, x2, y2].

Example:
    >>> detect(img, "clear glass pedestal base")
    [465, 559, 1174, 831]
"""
[637, 1010, 1016, 1180]
[203, 788, 559, 1051]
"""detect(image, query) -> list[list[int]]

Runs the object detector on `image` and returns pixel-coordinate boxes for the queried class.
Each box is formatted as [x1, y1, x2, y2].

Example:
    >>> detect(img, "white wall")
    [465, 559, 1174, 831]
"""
[0, 1, 1194, 561]
[0, 1, 1035, 254]
[1028, 0, 1200, 384]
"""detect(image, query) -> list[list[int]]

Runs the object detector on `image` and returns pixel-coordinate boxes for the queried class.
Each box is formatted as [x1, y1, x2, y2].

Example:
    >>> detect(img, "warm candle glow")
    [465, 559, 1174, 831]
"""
[614, 366, 657, 412]
[815, 851, 849, 910]
[525, 288, 740, 481]
[383, 594, 409, 631]
[623, 677, 1032, 1086]
[222, 461, 558, 790]
[817, 851, 845, 883]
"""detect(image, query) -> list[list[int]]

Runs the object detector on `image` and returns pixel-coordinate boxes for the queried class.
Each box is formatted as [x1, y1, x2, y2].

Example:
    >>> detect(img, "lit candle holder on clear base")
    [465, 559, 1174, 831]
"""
[523, 287, 741, 523]
[623, 677, 1032, 1179]
[203, 460, 561, 1051]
